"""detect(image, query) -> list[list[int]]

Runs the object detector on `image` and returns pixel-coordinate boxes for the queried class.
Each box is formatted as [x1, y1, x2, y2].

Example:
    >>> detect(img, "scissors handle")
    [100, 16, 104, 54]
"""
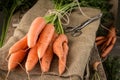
[72, 30, 82, 37]
[64, 27, 75, 33]
[64, 13, 102, 37]
[64, 13, 102, 33]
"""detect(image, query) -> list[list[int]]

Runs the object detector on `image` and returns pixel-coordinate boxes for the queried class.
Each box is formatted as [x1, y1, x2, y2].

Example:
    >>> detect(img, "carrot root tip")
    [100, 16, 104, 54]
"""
[26, 71, 31, 80]
[5, 70, 10, 80]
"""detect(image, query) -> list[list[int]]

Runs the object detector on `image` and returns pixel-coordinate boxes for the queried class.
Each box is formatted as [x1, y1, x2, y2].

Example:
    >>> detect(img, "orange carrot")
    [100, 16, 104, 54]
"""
[101, 37, 116, 58]
[8, 50, 27, 71]
[106, 37, 113, 46]
[63, 42, 69, 56]
[96, 39, 106, 46]
[105, 27, 116, 47]
[9, 35, 28, 54]
[101, 27, 116, 51]
[27, 17, 46, 48]
[40, 44, 53, 72]
[40, 33, 58, 72]
[96, 36, 105, 41]
[59, 42, 69, 75]
[53, 34, 69, 75]
[53, 34, 68, 58]
[25, 45, 38, 72]
[93, 61, 101, 71]
[111, 37, 117, 45]
[101, 45, 114, 58]
[37, 24, 55, 59]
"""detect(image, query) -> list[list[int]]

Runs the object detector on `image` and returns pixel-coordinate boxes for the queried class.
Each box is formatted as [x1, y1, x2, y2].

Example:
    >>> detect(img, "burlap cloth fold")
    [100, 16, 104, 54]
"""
[0, 0, 101, 80]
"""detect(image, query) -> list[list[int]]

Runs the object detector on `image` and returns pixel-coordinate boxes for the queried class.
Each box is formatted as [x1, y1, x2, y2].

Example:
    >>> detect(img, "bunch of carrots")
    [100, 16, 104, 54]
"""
[7, 0, 82, 77]
[96, 26, 116, 58]
[7, 17, 69, 78]
[6, 0, 84, 79]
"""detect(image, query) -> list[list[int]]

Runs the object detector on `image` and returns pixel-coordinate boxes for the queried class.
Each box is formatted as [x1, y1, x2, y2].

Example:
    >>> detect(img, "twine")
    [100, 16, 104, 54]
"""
[45, 0, 92, 26]
[45, 9, 70, 25]
[74, 0, 91, 19]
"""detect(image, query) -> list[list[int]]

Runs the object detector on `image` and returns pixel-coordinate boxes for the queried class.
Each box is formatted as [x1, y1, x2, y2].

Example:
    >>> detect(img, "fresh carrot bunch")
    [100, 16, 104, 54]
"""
[7, 0, 83, 78]
[7, 17, 69, 76]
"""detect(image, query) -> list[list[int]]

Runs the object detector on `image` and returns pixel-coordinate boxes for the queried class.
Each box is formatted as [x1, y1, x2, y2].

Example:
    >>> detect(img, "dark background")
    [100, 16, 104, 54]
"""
[116, 0, 120, 36]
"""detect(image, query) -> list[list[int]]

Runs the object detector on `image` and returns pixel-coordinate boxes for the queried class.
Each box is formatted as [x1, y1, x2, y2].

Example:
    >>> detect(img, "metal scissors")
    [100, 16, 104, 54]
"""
[64, 13, 102, 37]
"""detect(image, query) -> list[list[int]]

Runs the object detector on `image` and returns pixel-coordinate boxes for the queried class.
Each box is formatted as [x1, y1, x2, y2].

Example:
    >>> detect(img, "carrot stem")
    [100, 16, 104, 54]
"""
[0, 4, 17, 47]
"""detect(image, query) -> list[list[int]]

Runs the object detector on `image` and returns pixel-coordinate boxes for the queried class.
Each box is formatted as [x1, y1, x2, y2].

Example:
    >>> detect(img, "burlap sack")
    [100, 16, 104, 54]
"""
[0, 0, 101, 80]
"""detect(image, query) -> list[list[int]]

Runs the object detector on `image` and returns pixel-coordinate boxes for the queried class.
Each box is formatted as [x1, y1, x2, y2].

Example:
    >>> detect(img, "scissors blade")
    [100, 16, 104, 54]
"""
[74, 13, 102, 31]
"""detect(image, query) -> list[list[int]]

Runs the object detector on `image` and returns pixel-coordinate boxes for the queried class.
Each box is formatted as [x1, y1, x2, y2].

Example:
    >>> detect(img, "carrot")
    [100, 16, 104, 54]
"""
[53, 34, 69, 75]
[96, 36, 105, 41]
[93, 61, 101, 71]
[53, 34, 68, 58]
[105, 37, 112, 47]
[101, 28, 116, 52]
[96, 39, 106, 46]
[101, 37, 116, 58]
[40, 44, 53, 72]
[59, 42, 69, 75]
[25, 45, 38, 72]
[92, 61, 101, 80]
[40, 33, 58, 72]
[111, 37, 117, 45]
[105, 27, 116, 47]
[37, 24, 55, 59]
[27, 17, 46, 48]
[8, 50, 27, 71]
[9, 35, 28, 54]
[101, 40, 110, 52]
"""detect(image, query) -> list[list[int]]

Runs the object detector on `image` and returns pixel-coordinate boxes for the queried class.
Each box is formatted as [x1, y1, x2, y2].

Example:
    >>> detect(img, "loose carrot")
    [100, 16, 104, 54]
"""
[101, 27, 116, 51]
[8, 50, 27, 71]
[40, 33, 58, 72]
[101, 45, 113, 58]
[105, 27, 116, 47]
[93, 61, 101, 71]
[96, 36, 105, 41]
[25, 45, 38, 72]
[27, 17, 46, 48]
[111, 37, 117, 44]
[92, 61, 101, 80]
[53, 34, 69, 75]
[96, 39, 106, 46]
[106, 37, 112, 47]
[37, 24, 55, 59]
[101, 37, 116, 58]
[9, 35, 28, 54]
[59, 42, 69, 75]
